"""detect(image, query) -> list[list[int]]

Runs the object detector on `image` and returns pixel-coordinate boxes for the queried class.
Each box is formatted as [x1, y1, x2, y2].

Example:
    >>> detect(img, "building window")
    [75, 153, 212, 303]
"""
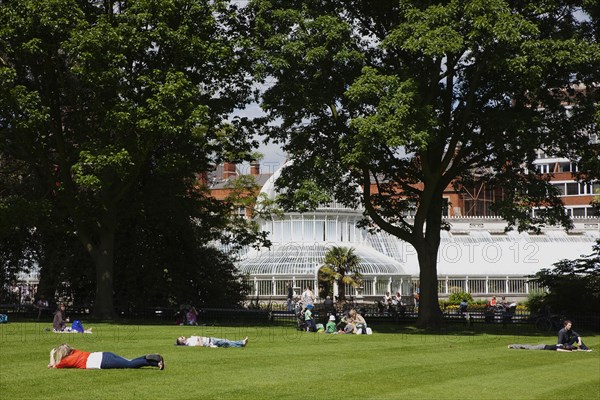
[557, 162, 571, 172]
[537, 164, 549, 174]
[256, 280, 272, 296]
[572, 208, 586, 217]
[275, 280, 288, 296]
[447, 279, 466, 293]
[468, 280, 486, 294]
[438, 280, 446, 294]
[488, 279, 505, 294]
[552, 183, 565, 195]
[376, 279, 389, 295]
[566, 182, 579, 195]
[508, 279, 526, 294]
[361, 280, 373, 295]
[579, 182, 589, 195]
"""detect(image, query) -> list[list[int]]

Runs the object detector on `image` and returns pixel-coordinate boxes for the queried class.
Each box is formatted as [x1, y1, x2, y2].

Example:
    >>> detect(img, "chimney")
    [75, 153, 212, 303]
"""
[250, 161, 260, 176]
[223, 162, 237, 179]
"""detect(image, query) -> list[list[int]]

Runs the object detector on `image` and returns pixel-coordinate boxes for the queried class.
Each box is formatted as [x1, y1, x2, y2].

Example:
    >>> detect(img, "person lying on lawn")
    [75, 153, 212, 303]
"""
[507, 343, 588, 351]
[176, 335, 248, 348]
[48, 343, 164, 370]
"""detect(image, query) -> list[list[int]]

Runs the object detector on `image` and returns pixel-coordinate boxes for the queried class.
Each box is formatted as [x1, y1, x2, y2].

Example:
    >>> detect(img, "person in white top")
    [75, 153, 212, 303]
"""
[176, 335, 248, 348]
[301, 286, 315, 307]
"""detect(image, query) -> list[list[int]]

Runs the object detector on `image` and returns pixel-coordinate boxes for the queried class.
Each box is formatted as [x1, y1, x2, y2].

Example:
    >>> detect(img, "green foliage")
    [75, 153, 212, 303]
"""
[447, 292, 473, 304]
[0, 0, 262, 315]
[529, 240, 600, 314]
[525, 291, 548, 315]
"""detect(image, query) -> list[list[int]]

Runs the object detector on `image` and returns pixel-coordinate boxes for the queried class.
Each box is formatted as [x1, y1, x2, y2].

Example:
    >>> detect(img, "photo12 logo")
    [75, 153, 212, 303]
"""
[400, 242, 540, 264]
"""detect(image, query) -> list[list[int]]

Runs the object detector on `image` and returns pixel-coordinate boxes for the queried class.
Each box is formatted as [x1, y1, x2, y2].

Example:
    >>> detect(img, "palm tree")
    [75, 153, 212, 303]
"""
[318, 246, 362, 301]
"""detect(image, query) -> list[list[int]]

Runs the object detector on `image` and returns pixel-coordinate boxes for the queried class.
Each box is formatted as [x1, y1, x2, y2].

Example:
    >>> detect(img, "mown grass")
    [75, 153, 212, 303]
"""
[0, 322, 598, 399]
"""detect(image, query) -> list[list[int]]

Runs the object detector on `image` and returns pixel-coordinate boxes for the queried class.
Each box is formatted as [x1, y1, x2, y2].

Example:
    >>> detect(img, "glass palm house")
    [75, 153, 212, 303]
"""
[237, 165, 413, 302]
[237, 163, 599, 303]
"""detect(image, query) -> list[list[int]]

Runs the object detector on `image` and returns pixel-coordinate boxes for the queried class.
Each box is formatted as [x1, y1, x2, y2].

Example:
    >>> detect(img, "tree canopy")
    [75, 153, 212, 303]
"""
[249, 0, 600, 326]
[0, 0, 262, 316]
[530, 239, 600, 315]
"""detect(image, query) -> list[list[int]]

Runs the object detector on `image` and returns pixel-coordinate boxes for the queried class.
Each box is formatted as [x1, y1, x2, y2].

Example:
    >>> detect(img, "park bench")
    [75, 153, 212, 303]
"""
[444, 309, 530, 325]
[269, 310, 296, 322]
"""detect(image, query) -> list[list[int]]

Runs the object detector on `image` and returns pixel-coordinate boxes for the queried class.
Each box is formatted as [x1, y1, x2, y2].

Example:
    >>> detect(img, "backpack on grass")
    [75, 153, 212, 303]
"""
[71, 320, 84, 333]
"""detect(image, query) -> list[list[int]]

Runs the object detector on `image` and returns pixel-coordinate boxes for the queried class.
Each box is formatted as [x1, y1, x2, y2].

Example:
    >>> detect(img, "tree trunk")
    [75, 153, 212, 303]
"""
[90, 230, 117, 320]
[338, 278, 346, 300]
[416, 248, 444, 328]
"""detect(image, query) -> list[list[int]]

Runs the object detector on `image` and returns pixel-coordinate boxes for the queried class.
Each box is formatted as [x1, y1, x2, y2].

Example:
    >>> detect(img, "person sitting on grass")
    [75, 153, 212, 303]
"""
[557, 320, 591, 352]
[52, 303, 68, 332]
[176, 335, 248, 348]
[325, 315, 337, 334]
[345, 309, 367, 334]
[48, 343, 164, 370]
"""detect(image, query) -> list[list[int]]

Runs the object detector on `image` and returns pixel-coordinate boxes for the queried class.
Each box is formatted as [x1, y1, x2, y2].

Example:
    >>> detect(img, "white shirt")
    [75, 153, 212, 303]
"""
[86, 352, 103, 369]
[301, 290, 314, 305]
[185, 336, 211, 347]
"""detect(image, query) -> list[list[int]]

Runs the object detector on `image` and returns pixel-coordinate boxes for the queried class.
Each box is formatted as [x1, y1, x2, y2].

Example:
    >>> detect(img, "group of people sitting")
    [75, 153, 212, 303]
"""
[328, 309, 370, 334]
[52, 303, 92, 333]
[508, 319, 592, 352]
[297, 285, 371, 334]
[487, 296, 516, 310]
[380, 291, 406, 313]
[303, 303, 369, 334]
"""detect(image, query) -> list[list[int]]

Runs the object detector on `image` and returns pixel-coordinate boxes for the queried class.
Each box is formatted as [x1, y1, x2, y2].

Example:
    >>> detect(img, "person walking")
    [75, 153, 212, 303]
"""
[286, 282, 294, 312]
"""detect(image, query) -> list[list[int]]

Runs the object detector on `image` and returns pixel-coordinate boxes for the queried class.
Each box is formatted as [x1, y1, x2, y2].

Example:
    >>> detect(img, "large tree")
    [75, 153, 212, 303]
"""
[249, 0, 600, 327]
[0, 0, 259, 318]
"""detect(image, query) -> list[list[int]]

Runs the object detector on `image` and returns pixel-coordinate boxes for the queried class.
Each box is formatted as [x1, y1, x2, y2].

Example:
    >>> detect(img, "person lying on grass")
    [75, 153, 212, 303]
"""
[508, 344, 591, 352]
[48, 343, 164, 370]
[176, 335, 248, 348]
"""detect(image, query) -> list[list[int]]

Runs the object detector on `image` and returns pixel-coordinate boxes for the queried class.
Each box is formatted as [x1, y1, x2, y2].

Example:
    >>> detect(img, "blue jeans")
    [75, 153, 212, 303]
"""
[100, 352, 158, 369]
[563, 337, 589, 350]
[210, 337, 245, 348]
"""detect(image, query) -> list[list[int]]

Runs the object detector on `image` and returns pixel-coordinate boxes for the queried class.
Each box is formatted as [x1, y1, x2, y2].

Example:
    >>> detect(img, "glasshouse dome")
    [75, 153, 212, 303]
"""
[238, 163, 600, 302]
[238, 163, 413, 300]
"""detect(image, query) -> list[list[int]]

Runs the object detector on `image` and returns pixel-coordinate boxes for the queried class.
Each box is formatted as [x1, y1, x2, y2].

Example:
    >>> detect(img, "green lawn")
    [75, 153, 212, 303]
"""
[1, 322, 598, 399]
